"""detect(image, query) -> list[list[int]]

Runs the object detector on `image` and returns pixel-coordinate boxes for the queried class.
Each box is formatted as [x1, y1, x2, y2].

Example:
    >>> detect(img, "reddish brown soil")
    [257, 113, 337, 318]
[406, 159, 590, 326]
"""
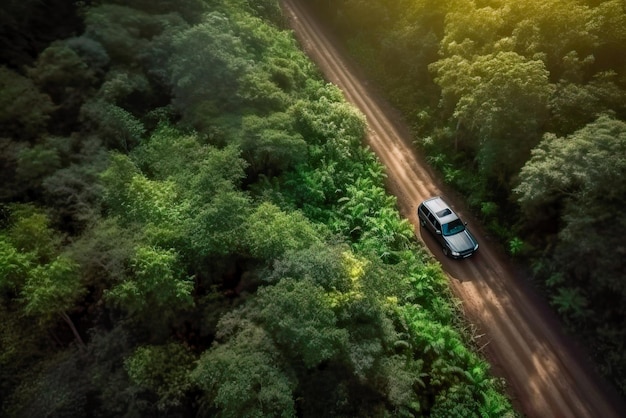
[282, 1, 626, 416]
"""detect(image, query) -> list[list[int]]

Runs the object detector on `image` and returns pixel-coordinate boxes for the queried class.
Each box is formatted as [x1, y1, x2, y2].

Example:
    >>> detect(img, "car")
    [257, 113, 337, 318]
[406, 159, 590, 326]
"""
[417, 196, 479, 259]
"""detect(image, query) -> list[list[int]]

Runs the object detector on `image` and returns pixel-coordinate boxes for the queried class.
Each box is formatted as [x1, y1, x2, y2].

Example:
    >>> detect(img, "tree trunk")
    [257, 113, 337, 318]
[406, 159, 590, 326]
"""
[61, 311, 86, 350]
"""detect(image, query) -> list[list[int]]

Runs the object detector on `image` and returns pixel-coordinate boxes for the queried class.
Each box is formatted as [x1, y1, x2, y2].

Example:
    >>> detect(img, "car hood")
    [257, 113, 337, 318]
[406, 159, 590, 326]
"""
[444, 230, 478, 253]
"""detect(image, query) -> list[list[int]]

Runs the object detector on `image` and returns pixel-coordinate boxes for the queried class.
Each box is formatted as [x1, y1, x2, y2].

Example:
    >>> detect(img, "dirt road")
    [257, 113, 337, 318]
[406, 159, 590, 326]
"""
[281, 1, 625, 416]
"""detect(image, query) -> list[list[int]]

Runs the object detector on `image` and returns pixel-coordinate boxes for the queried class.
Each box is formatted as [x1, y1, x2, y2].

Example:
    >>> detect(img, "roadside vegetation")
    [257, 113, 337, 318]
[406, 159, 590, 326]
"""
[304, 0, 626, 397]
[0, 0, 517, 416]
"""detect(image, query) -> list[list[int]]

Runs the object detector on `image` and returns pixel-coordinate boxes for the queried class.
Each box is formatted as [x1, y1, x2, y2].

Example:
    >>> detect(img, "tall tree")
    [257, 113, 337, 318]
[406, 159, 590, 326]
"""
[431, 51, 554, 183]
[516, 115, 626, 312]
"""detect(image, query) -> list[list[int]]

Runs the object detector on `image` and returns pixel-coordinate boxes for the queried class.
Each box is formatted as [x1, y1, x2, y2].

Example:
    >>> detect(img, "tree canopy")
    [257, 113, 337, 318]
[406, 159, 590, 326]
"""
[0, 0, 517, 416]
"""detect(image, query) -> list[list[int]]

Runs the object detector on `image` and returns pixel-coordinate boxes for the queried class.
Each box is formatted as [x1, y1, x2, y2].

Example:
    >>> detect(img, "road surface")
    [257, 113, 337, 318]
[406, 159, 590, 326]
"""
[281, 0, 626, 416]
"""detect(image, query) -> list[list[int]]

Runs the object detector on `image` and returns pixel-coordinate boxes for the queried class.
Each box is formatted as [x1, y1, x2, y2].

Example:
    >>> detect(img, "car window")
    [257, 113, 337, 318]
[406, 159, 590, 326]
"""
[442, 219, 465, 236]
[434, 220, 441, 231]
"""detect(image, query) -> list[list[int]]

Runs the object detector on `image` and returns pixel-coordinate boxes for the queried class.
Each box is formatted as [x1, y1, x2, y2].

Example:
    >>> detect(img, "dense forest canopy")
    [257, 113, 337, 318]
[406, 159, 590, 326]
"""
[304, 0, 626, 397]
[0, 0, 517, 416]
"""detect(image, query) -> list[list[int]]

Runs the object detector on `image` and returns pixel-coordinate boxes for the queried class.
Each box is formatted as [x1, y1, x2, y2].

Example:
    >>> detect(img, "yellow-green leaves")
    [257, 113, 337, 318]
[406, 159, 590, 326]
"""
[245, 202, 320, 260]
[22, 256, 83, 323]
[0, 206, 86, 328]
[107, 246, 193, 317]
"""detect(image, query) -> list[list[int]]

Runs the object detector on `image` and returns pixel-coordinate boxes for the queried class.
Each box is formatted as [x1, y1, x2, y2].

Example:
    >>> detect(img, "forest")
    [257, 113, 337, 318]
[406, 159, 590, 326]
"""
[304, 0, 626, 399]
[0, 0, 518, 416]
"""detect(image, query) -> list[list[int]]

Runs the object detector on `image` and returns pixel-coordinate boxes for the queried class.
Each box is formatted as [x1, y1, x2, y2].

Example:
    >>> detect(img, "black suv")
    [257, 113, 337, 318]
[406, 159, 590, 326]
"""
[417, 196, 478, 259]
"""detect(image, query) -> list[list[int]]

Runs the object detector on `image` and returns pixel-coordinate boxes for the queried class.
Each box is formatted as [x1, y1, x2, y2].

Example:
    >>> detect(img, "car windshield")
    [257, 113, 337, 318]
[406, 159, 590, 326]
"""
[442, 219, 465, 236]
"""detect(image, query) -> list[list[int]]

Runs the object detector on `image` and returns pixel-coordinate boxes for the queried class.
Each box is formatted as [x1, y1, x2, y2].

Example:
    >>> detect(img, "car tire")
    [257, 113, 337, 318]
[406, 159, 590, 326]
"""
[442, 246, 449, 257]
[419, 218, 426, 227]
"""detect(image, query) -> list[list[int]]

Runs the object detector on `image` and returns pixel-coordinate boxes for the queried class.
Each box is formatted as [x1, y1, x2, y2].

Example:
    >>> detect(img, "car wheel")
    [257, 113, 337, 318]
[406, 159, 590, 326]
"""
[419, 218, 426, 227]
[442, 246, 450, 257]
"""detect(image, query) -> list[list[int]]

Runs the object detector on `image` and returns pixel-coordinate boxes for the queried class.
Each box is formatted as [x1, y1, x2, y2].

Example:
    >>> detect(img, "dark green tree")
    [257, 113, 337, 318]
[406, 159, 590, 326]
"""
[0, 67, 55, 140]
[516, 115, 626, 317]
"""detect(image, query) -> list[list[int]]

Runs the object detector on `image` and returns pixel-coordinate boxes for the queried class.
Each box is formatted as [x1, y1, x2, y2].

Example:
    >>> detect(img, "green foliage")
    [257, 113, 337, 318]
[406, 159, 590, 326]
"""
[80, 99, 145, 151]
[125, 342, 195, 410]
[21, 255, 84, 324]
[5, 204, 60, 262]
[105, 0, 208, 23]
[0, 303, 43, 406]
[41, 137, 108, 229]
[516, 115, 626, 387]
[431, 51, 554, 180]
[64, 36, 110, 76]
[256, 278, 349, 368]
[84, 326, 143, 417]
[508, 237, 525, 256]
[15, 140, 63, 193]
[0, 205, 86, 354]
[168, 12, 250, 128]
[0, 0, 519, 414]
[192, 323, 297, 418]
[189, 190, 252, 257]
[268, 242, 352, 290]
[291, 90, 367, 146]
[549, 71, 626, 135]
[27, 41, 97, 103]
[245, 202, 321, 261]
[517, 115, 626, 233]
[312, 0, 626, 396]
[0, 235, 33, 297]
[239, 112, 307, 176]
[107, 246, 193, 318]
[551, 287, 590, 320]
[100, 152, 186, 245]
[85, 4, 188, 65]
[67, 217, 133, 288]
[0, 66, 55, 140]
[97, 69, 151, 104]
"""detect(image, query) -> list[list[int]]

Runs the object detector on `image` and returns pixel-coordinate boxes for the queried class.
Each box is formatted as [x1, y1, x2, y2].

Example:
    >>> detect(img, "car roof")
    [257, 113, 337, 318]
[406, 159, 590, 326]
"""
[422, 197, 459, 223]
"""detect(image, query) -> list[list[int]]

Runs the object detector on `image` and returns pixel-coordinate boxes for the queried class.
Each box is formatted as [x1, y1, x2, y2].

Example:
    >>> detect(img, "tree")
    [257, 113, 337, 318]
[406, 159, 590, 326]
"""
[80, 99, 145, 151]
[21, 256, 84, 327]
[0, 235, 33, 300]
[516, 115, 626, 314]
[267, 242, 352, 290]
[431, 51, 554, 182]
[125, 342, 195, 410]
[66, 217, 134, 289]
[84, 4, 187, 66]
[27, 41, 98, 132]
[245, 202, 321, 261]
[290, 90, 367, 147]
[239, 112, 307, 177]
[2, 348, 92, 418]
[130, 124, 253, 257]
[100, 152, 185, 245]
[5, 204, 60, 262]
[192, 322, 297, 418]
[15, 140, 63, 195]
[168, 12, 250, 129]
[506, 0, 596, 77]
[1, 205, 86, 346]
[0, 67, 55, 140]
[42, 137, 108, 231]
[254, 278, 349, 368]
[548, 71, 626, 135]
[106, 245, 194, 320]
[105, 0, 208, 24]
